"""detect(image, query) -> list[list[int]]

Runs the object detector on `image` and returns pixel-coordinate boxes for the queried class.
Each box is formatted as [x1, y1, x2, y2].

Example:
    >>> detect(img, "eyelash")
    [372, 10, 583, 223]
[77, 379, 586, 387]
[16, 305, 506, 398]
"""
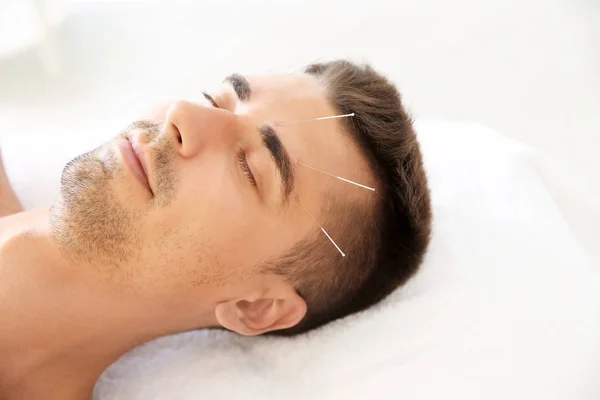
[203, 91, 257, 188]
[202, 92, 219, 108]
[236, 149, 257, 187]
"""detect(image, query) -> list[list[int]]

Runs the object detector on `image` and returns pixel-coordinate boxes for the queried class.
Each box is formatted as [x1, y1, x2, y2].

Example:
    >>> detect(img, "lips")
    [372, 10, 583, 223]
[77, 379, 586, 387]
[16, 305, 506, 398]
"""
[118, 137, 153, 194]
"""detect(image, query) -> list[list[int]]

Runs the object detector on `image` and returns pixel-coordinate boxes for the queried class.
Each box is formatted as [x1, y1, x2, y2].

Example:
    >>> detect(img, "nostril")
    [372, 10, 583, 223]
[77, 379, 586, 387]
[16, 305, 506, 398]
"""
[170, 123, 182, 144]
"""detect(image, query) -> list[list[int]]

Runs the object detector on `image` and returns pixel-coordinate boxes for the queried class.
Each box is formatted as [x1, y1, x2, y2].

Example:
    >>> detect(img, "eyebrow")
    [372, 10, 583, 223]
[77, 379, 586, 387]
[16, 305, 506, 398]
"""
[223, 73, 251, 101]
[223, 73, 295, 204]
[258, 124, 295, 205]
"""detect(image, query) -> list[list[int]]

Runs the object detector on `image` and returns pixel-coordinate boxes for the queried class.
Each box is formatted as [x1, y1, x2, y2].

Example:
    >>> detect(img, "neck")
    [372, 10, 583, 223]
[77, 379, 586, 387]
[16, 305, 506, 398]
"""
[0, 208, 218, 400]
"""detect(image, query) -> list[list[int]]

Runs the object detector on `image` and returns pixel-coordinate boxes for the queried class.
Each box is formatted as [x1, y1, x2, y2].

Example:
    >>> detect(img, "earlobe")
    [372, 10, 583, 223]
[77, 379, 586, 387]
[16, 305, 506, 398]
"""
[215, 293, 307, 336]
[214, 301, 242, 333]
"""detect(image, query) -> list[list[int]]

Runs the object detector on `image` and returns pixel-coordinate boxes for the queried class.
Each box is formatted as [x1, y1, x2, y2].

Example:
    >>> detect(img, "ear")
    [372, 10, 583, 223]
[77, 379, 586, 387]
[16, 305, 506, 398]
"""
[215, 290, 307, 336]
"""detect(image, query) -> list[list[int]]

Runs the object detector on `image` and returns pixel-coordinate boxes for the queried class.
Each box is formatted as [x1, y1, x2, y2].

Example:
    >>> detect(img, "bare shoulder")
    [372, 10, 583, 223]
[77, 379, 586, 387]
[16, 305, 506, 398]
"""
[0, 150, 24, 218]
[0, 210, 43, 248]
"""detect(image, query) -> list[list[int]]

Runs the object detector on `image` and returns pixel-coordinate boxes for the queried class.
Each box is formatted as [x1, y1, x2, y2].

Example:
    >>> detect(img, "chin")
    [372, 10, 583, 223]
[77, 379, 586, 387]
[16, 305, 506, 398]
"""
[50, 147, 143, 267]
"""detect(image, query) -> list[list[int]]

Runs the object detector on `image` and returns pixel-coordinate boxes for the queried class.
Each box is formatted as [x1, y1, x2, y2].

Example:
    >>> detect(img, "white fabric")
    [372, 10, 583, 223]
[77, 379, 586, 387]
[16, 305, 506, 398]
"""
[2, 121, 599, 400]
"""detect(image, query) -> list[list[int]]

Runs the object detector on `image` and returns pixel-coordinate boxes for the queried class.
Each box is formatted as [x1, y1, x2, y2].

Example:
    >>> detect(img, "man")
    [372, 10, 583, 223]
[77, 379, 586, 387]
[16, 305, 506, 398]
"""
[0, 60, 432, 399]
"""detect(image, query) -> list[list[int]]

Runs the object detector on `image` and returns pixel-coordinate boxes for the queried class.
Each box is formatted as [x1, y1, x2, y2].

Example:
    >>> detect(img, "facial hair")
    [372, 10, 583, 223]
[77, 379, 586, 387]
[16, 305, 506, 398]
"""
[48, 121, 178, 271]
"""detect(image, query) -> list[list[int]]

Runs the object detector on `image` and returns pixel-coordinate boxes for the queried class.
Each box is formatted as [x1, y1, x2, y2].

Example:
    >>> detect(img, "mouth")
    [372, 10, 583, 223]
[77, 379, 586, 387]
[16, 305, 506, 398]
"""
[118, 137, 154, 195]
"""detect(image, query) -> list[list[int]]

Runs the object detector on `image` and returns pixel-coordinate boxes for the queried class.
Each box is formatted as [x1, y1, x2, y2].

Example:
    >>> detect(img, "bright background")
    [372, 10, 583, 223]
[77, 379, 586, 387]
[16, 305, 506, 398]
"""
[1, 0, 598, 197]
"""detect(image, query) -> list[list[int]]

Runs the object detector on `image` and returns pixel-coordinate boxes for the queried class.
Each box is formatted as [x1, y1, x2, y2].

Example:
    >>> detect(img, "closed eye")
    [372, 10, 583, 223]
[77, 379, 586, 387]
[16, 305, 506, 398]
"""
[236, 149, 257, 187]
[203, 91, 254, 188]
[202, 92, 219, 108]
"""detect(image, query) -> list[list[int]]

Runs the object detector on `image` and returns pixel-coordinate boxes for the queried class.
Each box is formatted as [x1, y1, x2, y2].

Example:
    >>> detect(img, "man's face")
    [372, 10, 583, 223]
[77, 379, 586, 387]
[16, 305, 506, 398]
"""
[49, 72, 372, 300]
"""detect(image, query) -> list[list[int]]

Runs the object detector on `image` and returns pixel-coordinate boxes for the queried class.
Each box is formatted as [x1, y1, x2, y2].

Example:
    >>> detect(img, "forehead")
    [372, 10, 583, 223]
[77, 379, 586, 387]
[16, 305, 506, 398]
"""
[236, 73, 375, 209]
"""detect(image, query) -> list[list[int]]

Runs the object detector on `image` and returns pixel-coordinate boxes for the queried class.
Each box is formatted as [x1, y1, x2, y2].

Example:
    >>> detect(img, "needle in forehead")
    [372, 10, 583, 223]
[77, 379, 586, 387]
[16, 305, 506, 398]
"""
[275, 112, 373, 191]
[275, 113, 355, 127]
[297, 161, 376, 192]
[288, 56, 322, 74]
[298, 200, 345, 257]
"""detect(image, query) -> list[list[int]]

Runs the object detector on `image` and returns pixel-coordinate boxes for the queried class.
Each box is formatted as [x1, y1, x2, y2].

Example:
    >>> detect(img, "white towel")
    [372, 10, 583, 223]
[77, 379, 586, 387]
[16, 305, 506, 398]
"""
[2, 121, 599, 400]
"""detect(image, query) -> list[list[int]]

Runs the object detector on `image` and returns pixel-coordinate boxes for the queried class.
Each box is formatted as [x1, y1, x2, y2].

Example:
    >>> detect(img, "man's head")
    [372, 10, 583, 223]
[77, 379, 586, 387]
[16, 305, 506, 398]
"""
[49, 60, 431, 336]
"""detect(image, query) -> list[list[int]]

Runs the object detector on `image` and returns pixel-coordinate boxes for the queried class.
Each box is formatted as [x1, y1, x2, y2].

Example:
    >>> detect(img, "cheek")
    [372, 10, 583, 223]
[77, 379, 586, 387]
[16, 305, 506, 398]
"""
[138, 155, 308, 282]
[143, 157, 264, 268]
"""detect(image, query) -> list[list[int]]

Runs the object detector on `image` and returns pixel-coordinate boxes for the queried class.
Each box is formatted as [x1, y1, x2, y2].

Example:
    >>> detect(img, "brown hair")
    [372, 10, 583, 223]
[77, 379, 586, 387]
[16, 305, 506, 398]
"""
[264, 60, 432, 335]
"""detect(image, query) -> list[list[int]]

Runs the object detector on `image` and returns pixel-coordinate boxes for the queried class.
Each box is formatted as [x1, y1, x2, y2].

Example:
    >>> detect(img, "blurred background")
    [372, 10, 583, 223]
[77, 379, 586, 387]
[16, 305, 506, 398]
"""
[0, 0, 598, 196]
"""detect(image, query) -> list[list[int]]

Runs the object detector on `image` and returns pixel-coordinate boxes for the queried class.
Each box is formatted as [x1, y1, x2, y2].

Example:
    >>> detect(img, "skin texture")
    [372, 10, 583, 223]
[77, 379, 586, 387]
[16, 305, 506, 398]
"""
[0, 72, 374, 399]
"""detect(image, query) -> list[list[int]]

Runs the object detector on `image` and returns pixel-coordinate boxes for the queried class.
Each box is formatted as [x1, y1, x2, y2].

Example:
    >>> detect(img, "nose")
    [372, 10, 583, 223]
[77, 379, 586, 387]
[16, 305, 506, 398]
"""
[164, 100, 239, 158]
